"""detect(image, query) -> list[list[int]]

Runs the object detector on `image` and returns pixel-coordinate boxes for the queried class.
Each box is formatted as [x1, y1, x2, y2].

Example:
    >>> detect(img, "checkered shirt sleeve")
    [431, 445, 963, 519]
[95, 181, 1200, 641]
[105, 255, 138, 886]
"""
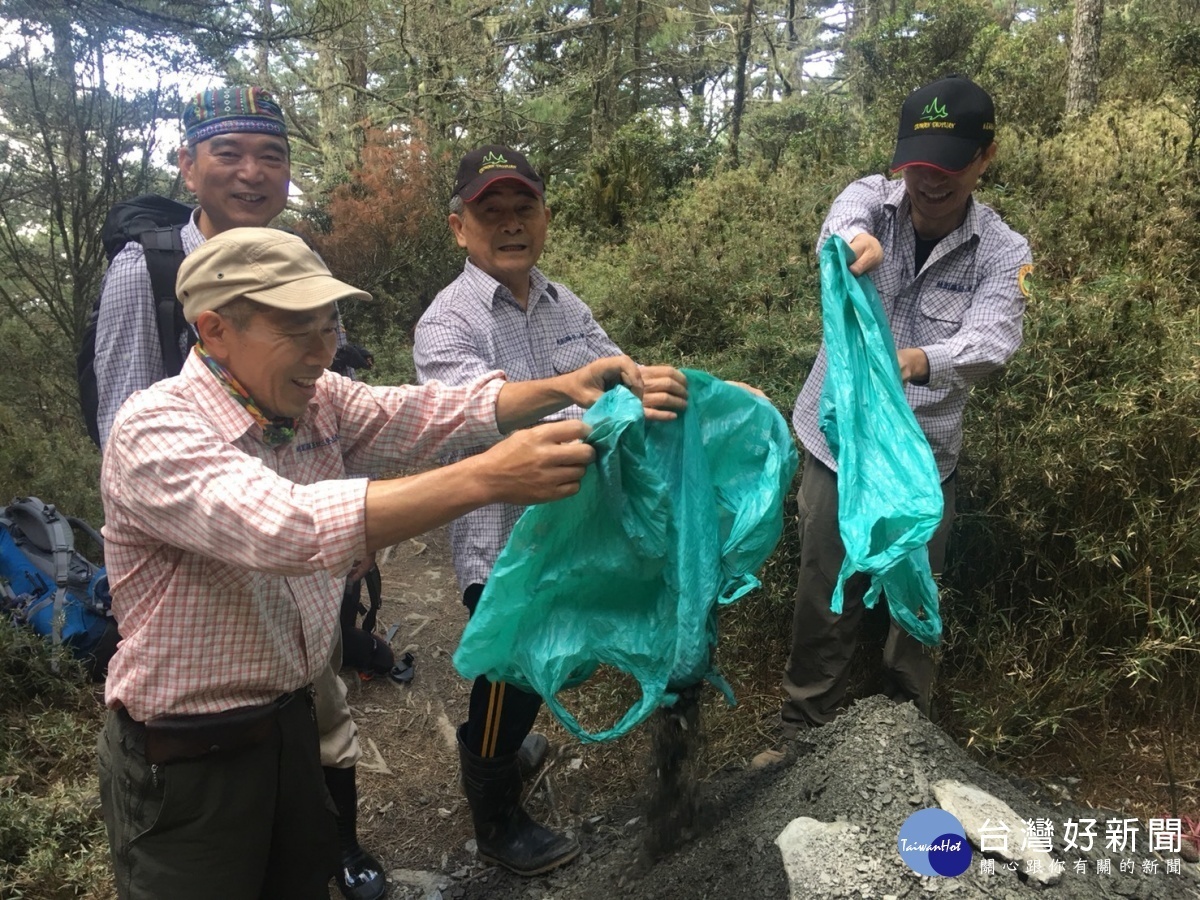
[792, 175, 1032, 479]
[101, 354, 504, 720]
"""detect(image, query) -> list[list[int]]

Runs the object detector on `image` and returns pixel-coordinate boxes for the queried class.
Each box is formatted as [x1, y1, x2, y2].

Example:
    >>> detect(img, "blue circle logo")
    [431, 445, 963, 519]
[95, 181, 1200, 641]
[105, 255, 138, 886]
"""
[897, 808, 972, 877]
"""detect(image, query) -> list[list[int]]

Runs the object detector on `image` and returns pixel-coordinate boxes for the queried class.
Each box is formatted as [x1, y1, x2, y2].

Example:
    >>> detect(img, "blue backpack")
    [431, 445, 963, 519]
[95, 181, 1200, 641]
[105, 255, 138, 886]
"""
[0, 497, 117, 680]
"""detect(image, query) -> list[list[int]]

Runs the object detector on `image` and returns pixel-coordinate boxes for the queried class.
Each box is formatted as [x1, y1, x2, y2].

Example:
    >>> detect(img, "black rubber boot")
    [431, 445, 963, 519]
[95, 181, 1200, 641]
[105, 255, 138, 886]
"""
[457, 725, 580, 876]
[324, 765, 388, 900]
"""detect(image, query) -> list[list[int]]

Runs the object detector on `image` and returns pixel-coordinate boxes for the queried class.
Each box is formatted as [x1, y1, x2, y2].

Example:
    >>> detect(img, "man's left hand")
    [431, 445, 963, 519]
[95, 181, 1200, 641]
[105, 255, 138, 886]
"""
[897, 348, 930, 384]
[347, 551, 378, 583]
[641, 366, 688, 421]
[563, 355, 644, 408]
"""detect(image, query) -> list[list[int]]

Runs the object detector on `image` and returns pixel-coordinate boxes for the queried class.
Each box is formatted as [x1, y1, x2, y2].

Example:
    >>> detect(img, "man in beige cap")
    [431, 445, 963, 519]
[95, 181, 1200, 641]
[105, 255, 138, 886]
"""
[97, 227, 644, 900]
[91, 86, 389, 900]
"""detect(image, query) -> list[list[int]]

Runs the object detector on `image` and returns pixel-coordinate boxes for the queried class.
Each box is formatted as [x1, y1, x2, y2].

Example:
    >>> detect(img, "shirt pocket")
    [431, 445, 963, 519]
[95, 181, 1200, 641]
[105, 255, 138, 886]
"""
[915, 286, 973, 345]
[551, 338, 593, 375]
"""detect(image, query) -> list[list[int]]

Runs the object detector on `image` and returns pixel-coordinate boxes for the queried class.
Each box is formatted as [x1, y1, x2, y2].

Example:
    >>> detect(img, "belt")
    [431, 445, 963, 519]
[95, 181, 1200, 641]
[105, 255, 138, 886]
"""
[119, 687, 310, 766]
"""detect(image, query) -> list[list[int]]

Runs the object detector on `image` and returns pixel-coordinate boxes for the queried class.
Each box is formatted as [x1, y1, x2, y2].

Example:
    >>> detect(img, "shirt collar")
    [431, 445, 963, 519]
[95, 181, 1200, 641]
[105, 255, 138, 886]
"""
[462, 259, 557, 311]
[182, 209, 206, 254]
[182, 348, 319, 446]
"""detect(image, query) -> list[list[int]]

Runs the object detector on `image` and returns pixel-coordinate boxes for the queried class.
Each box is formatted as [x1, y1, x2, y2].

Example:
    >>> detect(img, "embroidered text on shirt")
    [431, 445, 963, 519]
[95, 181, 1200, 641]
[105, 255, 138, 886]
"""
[294, 434, 340, 453]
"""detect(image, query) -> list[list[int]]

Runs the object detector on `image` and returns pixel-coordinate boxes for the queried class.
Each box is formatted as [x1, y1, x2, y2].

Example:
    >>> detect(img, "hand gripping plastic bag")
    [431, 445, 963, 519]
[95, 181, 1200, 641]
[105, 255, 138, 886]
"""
[818, 235, 944, 645]
[453, 370, 798, 743]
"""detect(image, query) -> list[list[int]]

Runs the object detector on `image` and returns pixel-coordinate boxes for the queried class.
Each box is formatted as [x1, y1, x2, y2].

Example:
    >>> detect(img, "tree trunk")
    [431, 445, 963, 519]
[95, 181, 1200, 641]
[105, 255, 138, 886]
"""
[630, 0, 643, 116]
[729, 0, 755, 169]
[254, 0, 272, 84]
[315, 44, 348, 193]
[589, 0, 615, 153]
[1066, 0, 1104, 119]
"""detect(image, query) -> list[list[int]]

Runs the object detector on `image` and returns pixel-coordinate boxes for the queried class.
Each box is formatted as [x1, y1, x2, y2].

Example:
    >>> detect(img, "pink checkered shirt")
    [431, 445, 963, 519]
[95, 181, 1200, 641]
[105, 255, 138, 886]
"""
[101, 350, 504, 721]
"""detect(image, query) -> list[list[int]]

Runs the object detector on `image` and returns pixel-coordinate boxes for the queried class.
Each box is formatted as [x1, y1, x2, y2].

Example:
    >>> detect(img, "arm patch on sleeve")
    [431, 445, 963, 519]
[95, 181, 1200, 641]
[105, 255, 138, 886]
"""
[1018, 263, 1034, 299]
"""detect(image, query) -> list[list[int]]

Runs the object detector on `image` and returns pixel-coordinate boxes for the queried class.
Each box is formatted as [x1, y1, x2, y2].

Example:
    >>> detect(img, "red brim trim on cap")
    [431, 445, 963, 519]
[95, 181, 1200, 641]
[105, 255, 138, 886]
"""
[890, 159, 975, 175]
[890, 134, 985, 175]
[459, 173, 544, 202]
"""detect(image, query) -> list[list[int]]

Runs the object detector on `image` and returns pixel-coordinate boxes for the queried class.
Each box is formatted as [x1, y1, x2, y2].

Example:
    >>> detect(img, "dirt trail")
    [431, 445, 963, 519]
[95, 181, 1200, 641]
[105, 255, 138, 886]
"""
[341, 527, 1200, 900]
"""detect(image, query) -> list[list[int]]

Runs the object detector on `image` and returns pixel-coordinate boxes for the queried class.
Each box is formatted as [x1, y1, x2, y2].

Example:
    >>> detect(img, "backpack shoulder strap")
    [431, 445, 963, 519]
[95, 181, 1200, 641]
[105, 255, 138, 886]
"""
[140, 225, 190, 377]
[361, 565, 382, 634]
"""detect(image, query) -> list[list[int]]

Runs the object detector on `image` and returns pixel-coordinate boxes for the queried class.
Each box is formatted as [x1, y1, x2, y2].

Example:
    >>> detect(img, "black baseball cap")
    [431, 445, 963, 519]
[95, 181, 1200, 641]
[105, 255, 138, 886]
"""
[891, 75, 995, 174]
[452, 145, 545, 202]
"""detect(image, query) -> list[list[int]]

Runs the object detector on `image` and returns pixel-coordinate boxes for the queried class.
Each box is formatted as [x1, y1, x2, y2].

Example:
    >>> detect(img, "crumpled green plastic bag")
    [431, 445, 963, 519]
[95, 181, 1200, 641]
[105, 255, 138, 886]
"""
[453, 370, 799, 743]
[818, 235, 944, 646]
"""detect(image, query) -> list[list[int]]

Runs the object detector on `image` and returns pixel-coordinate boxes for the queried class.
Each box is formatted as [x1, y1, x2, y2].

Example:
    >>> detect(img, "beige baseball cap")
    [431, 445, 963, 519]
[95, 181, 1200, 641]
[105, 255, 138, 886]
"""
[176, 227, 371, 323]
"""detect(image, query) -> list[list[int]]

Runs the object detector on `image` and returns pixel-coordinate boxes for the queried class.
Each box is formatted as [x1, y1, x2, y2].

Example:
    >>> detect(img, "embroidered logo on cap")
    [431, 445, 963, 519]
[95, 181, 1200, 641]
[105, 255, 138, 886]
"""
[479, 150, 515, 172]
[921, 98, 948, 122]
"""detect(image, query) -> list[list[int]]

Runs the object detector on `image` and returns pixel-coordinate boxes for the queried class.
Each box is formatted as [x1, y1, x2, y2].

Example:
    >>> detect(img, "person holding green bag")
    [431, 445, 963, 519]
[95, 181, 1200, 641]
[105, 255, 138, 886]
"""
[413, 145, 690, 877]
[778, 75, 1033, 737]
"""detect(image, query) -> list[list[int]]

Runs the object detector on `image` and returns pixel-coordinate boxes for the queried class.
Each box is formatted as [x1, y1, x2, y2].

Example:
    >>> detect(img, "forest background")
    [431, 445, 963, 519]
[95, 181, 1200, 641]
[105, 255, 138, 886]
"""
[1, 0, 1198, 895]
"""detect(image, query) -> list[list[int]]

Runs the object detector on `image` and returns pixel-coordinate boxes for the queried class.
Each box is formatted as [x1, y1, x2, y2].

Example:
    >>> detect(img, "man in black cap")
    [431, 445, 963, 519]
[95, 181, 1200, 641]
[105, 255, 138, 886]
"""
[413, 145, 688, 875]
[775, 75, 1034, 739]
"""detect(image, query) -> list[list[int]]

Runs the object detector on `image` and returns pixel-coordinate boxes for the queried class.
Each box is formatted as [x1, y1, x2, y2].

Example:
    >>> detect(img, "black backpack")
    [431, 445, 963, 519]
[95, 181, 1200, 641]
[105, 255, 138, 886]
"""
[77, 195, 196, 446]
[0, 497, 118, 680]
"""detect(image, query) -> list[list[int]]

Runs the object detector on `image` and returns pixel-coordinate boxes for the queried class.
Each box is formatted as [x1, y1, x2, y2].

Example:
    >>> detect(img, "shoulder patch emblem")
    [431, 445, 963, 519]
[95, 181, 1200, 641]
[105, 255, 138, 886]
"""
[1018, 263, 1034, 299]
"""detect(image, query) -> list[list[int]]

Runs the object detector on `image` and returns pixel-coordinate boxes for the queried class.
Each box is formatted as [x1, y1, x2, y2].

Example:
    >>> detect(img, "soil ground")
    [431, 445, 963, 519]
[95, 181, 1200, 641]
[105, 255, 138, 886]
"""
[340, 526, 1200, 900]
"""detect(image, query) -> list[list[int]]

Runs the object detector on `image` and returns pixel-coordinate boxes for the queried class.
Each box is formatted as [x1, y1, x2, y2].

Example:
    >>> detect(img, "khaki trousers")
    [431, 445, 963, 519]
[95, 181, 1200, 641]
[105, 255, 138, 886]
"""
[314, 627, 361, 769]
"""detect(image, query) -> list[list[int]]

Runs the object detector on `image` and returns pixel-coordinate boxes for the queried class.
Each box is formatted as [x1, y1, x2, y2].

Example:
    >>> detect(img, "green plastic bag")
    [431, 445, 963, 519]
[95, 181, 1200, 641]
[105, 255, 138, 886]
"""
[818, 236, 944, 645]
[453, 370, 798, 743]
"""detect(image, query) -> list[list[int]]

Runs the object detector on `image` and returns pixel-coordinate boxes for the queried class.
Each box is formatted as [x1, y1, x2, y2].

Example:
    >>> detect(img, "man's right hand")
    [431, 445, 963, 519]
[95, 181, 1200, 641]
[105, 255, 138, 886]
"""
[364, 419, 595, 553]
[847, 232, 883, 275]
[641, 365, 688, 421]
[477, 419, 595, 505]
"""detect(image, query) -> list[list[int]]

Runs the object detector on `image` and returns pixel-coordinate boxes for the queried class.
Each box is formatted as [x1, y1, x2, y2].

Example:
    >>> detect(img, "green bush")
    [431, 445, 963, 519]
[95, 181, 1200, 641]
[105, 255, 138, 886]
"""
[547, 162, 857, 360]
[0, 317, 102, 523]
[945, 273, 1200, 742]
[0, 626, 109, 899]
[552, 115, 720, 237]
